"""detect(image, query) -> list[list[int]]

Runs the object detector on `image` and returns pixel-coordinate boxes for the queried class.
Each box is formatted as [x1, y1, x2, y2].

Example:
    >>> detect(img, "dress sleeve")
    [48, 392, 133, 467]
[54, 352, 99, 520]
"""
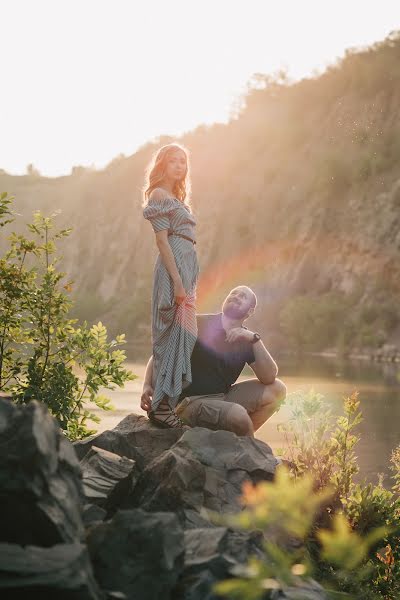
[143, 197, 177, 233]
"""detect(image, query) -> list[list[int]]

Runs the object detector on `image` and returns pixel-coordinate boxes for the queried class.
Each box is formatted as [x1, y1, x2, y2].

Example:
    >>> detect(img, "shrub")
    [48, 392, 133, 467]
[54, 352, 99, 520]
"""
[0, 192, 135, 440]
[213, 390, 400, 599]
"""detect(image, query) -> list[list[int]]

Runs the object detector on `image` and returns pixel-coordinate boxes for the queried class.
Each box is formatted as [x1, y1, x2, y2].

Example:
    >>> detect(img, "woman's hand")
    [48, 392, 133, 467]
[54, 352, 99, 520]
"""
[174, 279, 186, 305]
[141, 384, 153, 412]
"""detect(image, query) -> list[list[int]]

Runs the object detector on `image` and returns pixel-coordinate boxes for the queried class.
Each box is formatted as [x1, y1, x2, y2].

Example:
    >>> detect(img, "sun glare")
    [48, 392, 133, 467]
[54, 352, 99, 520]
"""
[0, 0, 398, 175]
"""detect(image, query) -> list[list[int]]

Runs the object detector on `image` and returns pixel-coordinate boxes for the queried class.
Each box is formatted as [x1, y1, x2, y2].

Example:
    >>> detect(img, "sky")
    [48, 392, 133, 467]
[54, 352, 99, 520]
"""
[1, 0, 399, 177]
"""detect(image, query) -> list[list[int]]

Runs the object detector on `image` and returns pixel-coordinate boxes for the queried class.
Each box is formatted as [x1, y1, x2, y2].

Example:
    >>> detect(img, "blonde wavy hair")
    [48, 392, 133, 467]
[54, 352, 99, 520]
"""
[143, 143, 192, 209]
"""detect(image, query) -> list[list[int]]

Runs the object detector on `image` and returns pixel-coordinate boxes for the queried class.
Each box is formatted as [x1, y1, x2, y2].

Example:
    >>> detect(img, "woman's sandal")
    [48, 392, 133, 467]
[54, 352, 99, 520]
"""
[148, 406, 187, 429]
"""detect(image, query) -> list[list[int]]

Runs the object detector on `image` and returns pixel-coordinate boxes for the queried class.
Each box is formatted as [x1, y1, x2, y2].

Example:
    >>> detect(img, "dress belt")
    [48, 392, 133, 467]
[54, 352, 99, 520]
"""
[168, 232, 196, 245]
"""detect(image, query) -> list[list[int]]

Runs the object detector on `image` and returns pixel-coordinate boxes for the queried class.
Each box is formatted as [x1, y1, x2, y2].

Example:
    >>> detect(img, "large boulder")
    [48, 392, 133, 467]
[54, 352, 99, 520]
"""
[129, 427, 277, 518]
[127, 438, 206, 515]
[73, 414, 185, 469]
[87, 509, 184, 600]
[3, 399, 311, 600]
[80, 446, 139, 516]
[174, 527, 265, 600]
[0, 397, 102, 599]
[0, 542, 102, 600]
[0, 398, 84, 546]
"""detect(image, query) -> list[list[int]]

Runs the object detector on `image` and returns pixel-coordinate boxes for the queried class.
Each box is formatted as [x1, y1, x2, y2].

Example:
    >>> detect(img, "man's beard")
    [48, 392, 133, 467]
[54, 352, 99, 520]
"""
[222, 300, 248, 320]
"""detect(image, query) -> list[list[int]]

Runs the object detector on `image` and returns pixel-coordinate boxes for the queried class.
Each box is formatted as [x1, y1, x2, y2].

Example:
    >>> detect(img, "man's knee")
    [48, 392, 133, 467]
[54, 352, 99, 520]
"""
[225, 404, 253, 436]
[260, 378, 287, 410]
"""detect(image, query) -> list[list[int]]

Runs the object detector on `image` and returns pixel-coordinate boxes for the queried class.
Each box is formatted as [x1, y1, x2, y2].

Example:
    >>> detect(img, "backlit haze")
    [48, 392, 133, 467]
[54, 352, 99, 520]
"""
[1, 0, 399, 176]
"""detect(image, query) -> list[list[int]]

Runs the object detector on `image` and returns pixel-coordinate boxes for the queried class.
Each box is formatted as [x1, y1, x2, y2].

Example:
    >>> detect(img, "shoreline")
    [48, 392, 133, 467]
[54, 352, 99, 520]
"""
[126, 344, 400, 366]
[279, 349, 400, 364]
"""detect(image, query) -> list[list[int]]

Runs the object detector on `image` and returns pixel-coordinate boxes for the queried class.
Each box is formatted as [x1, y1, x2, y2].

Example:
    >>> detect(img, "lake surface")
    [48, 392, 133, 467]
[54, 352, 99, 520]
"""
[96, 354, 400, 487]
[275, 354, 400, 486]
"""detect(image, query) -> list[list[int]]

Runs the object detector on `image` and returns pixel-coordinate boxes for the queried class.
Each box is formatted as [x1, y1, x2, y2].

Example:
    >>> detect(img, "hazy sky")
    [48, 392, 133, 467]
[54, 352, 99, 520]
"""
[1, 0, 399, 176]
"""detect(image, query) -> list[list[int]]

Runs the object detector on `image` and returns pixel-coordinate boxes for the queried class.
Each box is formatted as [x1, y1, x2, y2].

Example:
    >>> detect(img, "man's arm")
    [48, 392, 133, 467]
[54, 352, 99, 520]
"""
[249, 339, 278, 385]
[225, 327, 278, 385]
[141, 356, 154, 412]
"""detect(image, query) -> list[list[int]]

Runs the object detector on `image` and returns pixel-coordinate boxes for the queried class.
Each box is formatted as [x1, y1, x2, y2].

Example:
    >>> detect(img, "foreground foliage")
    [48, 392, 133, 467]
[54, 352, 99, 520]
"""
[0, 192, 135, 440]
[213, 390, 400, 599]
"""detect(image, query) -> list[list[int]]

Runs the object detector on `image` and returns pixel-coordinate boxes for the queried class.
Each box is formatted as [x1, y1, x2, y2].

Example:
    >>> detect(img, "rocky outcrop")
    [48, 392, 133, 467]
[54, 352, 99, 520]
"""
[0, 398, 84, 546]
[0, 398, 102, 599]
[0, 398, 327, 600]
[0, 543, 101, 600]
[74, 413, 184, 469]
[87, 509, 184, 600]
[80, 446, 139, 516]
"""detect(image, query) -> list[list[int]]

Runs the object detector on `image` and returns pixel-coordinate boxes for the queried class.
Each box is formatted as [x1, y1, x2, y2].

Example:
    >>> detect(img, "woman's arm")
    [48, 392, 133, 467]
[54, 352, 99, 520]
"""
[155, 230, 186, 304]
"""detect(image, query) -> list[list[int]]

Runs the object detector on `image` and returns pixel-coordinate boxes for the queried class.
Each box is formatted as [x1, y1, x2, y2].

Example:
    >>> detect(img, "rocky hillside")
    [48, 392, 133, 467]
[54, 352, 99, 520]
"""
[1, 32, 400, 357]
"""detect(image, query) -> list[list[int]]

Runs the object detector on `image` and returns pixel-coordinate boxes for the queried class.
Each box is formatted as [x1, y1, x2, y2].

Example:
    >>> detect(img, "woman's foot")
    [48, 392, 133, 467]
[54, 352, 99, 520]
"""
[148, 405, 187, 429]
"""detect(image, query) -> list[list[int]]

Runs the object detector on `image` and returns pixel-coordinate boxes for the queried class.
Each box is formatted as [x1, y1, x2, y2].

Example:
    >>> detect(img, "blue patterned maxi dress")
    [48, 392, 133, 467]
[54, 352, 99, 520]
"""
[143, 196, 199, 411]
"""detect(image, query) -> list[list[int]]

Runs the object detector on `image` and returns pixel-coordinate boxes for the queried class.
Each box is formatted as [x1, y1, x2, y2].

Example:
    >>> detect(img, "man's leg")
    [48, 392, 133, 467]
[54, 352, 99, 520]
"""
[225, 378, 287, 432]
[176, 394, 255, 437]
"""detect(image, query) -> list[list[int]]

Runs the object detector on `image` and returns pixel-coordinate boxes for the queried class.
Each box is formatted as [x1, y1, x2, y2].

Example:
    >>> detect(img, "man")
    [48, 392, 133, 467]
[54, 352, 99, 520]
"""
[141, 285, 286, 437]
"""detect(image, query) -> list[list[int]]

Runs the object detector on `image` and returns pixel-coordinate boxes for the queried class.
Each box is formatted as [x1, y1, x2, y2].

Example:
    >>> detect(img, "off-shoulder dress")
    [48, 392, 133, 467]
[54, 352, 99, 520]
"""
[143, 196, 199, 411]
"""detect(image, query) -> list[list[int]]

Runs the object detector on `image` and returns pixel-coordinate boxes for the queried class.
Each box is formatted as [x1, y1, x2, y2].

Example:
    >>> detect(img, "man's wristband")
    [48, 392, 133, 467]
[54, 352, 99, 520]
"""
[251, 332, 261, 344]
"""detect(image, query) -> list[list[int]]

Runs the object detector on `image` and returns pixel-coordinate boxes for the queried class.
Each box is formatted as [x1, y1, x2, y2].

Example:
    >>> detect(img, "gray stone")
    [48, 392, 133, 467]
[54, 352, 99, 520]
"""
[129, 442, 206, 514]
[82, 504, 107, 527]
[127, 427, 277, 522]
[0, 542, 102, 599]
[181, 509, 216, 530]
[80, 446, 139, 515]
[271, 580, 328, 600]
[87, 509, 184, 600]
[0, 398, 84, 546]
[73, 413, 185, 469]
[178, 428, 276, 477]
[174, 527, 266, 600]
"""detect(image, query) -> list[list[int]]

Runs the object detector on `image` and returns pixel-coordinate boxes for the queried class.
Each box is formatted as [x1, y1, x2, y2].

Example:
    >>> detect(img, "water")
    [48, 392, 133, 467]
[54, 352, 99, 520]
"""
[272, 354, 400, 486]
[99, 354, 400, 487]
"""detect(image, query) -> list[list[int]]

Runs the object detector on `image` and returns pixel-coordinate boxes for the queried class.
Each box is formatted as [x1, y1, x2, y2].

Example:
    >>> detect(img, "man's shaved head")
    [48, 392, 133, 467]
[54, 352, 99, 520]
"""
[222, 286, 257, 320]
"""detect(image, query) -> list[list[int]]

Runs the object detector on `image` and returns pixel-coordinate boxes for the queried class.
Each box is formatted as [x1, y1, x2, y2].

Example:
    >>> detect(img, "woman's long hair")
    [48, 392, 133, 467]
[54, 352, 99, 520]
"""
[143, 143, 192, 209]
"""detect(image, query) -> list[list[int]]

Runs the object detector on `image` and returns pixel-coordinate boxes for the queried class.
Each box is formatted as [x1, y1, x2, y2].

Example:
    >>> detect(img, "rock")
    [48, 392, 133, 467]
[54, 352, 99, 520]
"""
[73, 413, 185, 469]
[0, 542, 102, 599]
[82, 504, 107, 528]
[129, 428, 276, 519]
[87, 509, 184, 600]
[174, 527, 265, 600]
[184, 526, 265, 568]
[181, 509, 216, 530]
[178, 428, 276, 476]
[271, 580, 328, 599]
[80, 446, 139, 516]
[129, 440, 206, 514]
[0, 398, 84, 546]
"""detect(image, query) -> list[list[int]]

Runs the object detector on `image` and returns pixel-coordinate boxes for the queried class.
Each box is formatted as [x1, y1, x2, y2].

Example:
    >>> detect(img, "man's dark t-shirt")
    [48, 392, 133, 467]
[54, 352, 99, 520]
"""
[179, 313, 255, 400]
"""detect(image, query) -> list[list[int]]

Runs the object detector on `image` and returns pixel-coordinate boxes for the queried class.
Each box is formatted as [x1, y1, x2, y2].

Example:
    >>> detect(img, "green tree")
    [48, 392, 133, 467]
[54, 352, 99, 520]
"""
[0, 192, 135, 440]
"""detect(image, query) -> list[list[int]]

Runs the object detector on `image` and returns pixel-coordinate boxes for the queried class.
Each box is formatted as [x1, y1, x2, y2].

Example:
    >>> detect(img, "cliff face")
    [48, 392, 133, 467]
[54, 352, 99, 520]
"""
[1, 33, 400, 356]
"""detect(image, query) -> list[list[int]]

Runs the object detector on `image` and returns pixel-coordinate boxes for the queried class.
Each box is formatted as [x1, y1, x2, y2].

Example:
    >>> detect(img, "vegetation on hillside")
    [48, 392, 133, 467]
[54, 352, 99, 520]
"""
[1, 32, 400, 356]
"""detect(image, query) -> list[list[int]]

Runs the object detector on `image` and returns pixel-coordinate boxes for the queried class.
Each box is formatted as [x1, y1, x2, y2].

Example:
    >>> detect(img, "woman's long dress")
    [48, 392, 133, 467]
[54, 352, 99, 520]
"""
[143, 197, 199, 411]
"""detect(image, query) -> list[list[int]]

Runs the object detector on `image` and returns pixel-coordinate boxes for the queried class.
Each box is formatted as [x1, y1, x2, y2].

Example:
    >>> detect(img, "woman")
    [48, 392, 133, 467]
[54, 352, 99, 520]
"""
[142, 143, 199, 428]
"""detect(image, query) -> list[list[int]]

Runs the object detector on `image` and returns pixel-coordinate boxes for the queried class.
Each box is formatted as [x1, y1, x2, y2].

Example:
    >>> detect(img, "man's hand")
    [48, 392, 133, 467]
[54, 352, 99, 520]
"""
[225, 327, 254, 344]
[141, 383, 153, 412]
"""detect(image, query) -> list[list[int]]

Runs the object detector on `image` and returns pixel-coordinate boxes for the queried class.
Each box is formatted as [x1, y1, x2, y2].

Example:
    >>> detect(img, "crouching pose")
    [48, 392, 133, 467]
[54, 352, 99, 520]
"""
[141, 285, 286, 436]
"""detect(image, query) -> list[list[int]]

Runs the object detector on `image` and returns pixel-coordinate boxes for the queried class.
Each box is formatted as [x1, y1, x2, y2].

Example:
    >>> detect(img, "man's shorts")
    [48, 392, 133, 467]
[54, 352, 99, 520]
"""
[175, 378, 265, 430]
